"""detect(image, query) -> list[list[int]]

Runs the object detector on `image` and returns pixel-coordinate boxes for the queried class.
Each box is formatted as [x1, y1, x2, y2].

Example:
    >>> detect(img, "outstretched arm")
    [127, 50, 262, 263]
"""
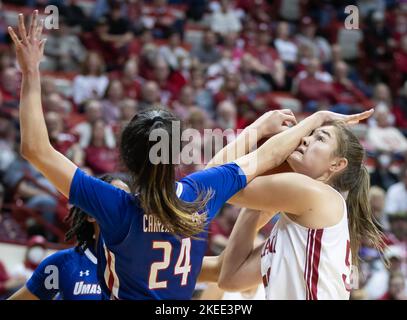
[207, 109, 374, 184]
[9, 11, 77, 198]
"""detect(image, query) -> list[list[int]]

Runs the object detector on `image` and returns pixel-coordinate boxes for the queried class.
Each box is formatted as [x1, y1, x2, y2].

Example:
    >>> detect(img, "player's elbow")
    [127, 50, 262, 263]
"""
[20, 142, 51, 163]
[217, 274, 241, 292]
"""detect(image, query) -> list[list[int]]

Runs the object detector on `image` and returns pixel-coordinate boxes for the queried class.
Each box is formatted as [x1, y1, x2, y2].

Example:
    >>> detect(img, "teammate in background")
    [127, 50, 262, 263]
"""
[8, 11, 372, 300]
[8, 175, 129, 300]
[203, 120, 385, 299]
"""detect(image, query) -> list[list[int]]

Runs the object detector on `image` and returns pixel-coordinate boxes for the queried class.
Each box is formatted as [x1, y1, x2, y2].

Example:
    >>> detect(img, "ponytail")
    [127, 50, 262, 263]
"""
[330, 121, 388, 267]
[346, 165, 386, 266]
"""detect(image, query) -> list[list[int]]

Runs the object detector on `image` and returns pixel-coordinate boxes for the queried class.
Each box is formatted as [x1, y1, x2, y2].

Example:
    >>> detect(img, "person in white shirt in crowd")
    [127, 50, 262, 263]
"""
[72, 52, 109, 106]
[158, 31, 190, 71]
[72, 99, 116, 149]
[367, 104, 407, 154]
[385, 166, 407, 215]
[274, 21, 298, 66]
[210, 0, 242, 36]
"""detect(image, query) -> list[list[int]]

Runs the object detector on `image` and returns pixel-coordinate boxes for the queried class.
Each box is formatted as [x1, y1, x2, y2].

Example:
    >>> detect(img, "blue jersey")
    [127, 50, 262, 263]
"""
[69, 162, 247, 300]
[26, 247, 101, 300]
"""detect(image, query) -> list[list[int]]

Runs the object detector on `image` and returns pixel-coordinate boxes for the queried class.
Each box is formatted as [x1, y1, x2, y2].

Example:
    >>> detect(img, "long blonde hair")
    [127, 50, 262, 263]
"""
[329, 121, 387, 266]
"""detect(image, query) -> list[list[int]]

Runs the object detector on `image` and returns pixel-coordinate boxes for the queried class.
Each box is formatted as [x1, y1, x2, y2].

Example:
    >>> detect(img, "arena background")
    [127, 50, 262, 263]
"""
[0, 0, 406, 300]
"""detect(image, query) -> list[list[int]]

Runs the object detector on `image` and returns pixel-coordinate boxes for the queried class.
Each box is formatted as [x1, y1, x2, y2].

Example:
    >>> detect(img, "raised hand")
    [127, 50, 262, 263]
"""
[251, 109, 297, 138]
[316, 109, 374, 125]
[8, 10, 45, 74]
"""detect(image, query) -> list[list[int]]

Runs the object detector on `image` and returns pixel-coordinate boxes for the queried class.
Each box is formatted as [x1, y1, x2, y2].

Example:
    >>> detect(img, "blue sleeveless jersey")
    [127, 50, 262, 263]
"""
[26, 247, 101, 300]
[69, 162, 247, 299]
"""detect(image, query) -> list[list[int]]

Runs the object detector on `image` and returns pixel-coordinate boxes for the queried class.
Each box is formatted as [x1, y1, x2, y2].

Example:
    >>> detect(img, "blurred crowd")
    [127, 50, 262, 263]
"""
[0, 0, 407, 300]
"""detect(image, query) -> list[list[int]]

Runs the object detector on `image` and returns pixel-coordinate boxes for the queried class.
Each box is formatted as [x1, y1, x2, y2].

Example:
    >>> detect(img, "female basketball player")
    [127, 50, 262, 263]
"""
[204, 121, 385, 299]
[8, 11, 372, 299]
[8, 176, 129, 300]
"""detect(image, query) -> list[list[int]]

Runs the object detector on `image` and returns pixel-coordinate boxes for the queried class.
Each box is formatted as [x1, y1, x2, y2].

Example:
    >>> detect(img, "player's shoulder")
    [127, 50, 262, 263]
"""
[46, 247, 81, 265]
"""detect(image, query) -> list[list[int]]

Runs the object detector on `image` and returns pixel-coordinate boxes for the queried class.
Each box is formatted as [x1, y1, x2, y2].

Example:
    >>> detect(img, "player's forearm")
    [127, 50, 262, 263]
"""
[218, 208, 259, 290]
[197, 254, 224, 283]
[206, 125, 262, 169]
[19, 69, 53, 160]
[242, 113, 323, 180]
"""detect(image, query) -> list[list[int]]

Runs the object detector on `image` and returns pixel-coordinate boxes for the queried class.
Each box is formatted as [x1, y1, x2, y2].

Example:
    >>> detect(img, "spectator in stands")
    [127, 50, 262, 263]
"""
[0, 113, 17, 174]
[172, 85, 199, 121]
[121, 57, 144, 101]
[395, 81, 407, 130]
[101, 79, 124, 125]
[158, 30, 190, 71]
[363, 10, 393, 82]
[84, 119, 118, 175]
[331, 61, 369, 113]
[369, 186, 389, 231]
[141, 0, 181, 39]
[367, 104, 407, 154]
[11, 236, 47, 281]
[138, 81, 161, 111]
[191, 29, 222, 69]
[379, 271, 407, 300]
[43, 92, 72, 115]
[1, 156, 58, 227]
[72, 99, 116, 149]
[210, 0, 242, 36]
[72, 52, 109, 106]
[295, 16, 331, 64]
[45, 111, 83, 166]
[385, 166, 407, 215]
[151, 56, 186, 103]
[395, 34, 407, 84]
[59, 0, 91, 31]
[246, 23, 285, 88]
[0, 259, 25, 300]
[370, 153, 399, 191]
[0, 67, 19, 109]
[100, 2, 133, 66]
[119, 98, 138, 129]
[292, 57, 335, 111]
[190, 67, 214, 117]
[43, 18, 86, 72]
[216, 100, 237, 130]
[274, 21, 298, 66]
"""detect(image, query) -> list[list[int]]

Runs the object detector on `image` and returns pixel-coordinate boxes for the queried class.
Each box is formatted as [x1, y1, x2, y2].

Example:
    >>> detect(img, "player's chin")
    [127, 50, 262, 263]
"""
[287, 154, 303, 173]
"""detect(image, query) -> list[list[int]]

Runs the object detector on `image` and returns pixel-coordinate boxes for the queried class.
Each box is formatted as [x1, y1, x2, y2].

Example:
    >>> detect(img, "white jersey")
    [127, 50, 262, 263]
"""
[260, 194, 352, 300]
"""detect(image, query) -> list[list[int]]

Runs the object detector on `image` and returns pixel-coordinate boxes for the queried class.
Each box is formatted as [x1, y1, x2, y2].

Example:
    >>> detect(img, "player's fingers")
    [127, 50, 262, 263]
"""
[35, 19, 44, 41]
[279, 109, 295, 117]
[280, 114, 297, 125]
[7, 27, 20, 46]
[345, 109, 374, 123]
[28, 10, 38, 40]
[39, 38, 46, 55]
[18, 14, 28, 44]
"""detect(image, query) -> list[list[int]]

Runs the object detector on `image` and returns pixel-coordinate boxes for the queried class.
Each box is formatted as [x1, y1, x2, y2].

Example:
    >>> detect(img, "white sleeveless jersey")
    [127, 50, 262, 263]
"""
[260, 195, 352, 300]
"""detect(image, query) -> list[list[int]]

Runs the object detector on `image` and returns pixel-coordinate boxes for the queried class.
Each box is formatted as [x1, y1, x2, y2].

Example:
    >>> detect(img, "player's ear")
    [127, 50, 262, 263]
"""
[87, 216, 96, 223]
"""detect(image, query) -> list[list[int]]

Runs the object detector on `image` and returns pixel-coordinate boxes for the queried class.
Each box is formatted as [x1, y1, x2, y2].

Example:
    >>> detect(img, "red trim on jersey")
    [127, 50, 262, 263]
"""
[305, 229, 315, 300]
[106, 250, 115, 293]
[304, 229, 311, 299]
[310, 229, 323, 300]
